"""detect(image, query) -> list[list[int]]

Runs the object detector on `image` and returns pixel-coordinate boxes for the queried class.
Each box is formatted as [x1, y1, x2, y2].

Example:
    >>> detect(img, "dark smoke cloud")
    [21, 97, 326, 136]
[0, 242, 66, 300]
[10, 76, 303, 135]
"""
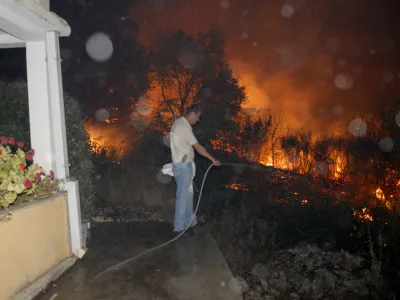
[129, 0, 400, 135]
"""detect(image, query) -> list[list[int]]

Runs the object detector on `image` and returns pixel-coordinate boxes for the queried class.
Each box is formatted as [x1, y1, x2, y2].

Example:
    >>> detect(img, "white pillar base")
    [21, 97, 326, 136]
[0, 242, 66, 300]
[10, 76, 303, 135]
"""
[66, 180, 84, 258]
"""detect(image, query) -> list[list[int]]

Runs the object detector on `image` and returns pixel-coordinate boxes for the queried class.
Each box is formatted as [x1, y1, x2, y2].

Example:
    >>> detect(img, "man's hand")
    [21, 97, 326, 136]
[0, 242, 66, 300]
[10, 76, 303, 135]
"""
[212, 159, 221, 166]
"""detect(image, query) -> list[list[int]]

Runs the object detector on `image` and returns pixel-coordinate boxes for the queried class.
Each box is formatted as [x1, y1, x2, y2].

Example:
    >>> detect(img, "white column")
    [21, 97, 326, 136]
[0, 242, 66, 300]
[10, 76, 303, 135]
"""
[26, 40, 56, 174]
[45, 31, 69, 179]
[67, 180, 84, 257]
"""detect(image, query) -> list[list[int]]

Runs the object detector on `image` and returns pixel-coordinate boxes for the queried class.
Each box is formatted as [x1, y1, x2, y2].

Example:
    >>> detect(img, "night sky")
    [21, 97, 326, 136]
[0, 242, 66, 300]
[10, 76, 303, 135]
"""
[1, 0, 400, 135]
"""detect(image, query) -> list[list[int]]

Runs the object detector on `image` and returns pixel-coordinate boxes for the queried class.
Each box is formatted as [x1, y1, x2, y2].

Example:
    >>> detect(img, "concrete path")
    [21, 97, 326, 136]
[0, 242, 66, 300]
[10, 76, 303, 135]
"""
[34, 222, 243, 300]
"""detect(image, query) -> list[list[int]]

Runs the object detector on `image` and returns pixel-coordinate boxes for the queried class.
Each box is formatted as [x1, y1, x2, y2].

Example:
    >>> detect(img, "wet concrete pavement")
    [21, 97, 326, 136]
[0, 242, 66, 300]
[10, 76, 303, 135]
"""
[35, 222, 243, 300]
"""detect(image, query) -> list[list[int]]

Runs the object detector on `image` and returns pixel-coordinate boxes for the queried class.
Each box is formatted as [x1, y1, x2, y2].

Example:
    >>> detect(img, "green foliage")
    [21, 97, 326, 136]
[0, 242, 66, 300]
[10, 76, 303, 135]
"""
[0, 81, 96, 220]
[0, 141, 58, 208]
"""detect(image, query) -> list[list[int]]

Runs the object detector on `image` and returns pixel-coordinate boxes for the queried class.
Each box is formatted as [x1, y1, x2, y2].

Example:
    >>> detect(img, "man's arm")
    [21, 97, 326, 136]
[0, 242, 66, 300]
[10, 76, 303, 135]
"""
[193, 143, 220, 165]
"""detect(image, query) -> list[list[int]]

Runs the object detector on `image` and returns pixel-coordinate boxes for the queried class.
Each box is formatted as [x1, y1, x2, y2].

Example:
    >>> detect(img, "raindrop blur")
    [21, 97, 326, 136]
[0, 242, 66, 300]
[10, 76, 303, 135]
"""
[179, 53, 199, 70]
[220, 0, 230, 10]
[86, 32, 114, 62]
[95, 108, 110, 122]
[370, 49, 375, 54]
[136, 95, 151, 115]
[348, 118, 367, 137]
[318, 107, 325, 114]
[281, 4, 295, 18]
[277, 43, 307, 71]
[315, 161, 328, 176]
[95, 174, 102, 180]
[154, 0, 165, 12]
[382, 72, 394, 84]
[160, 134, 171, 148]
[241, 32, 249, 39]
[74, 73, 85, 83]
[252, 41, 258, 47]
[242, 10, 248, 17]
[61, 48, 73, 60]
[334, 73, 353, 90]
[395, 111, 400, 126]
[333, 105, 344, 116]
[234, 164, 245, 175]
[157, 170, 172, 184]
[325, 37, 341, 52]
[379, 137, 394, 152]
[62, 60, 71, 72]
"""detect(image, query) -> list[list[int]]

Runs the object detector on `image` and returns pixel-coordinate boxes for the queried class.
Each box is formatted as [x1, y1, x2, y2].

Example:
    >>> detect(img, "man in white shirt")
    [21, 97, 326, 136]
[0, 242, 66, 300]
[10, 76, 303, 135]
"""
[170, 104, 221, 233]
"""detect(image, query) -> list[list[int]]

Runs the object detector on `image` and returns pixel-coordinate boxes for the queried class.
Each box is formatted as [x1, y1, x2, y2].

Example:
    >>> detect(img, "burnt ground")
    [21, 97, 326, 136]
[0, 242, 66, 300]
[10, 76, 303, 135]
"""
[91, 163, 400, 299]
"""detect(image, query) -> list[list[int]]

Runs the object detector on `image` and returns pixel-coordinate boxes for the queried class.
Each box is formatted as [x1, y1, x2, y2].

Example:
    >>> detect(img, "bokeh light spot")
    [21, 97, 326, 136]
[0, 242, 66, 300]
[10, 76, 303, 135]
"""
[95, 108, 110, 122]
[86, 32, 113, 62]
[348, 118, 367, 137]
[315, 161, 328, 176]
[61, 48, 73, 60]
[333, 105, 344, 116]
[379, 137, 394, 152]
[136, 95, 152, 115]
[281, 4, 295, 18]
[334, 73, 354, 90]
[220, 0, 230, 10]
[395, 111, 400, 126]
[157, 170, 172, 184]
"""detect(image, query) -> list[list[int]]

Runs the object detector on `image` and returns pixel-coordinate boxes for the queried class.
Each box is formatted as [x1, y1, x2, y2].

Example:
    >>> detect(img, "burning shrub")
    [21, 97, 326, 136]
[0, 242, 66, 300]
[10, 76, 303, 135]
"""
[0, 137, 58, 208]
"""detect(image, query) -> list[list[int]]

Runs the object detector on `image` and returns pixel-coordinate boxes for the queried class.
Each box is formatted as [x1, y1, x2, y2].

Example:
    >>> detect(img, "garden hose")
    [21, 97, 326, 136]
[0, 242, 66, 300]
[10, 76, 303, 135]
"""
[89, 162, 251, 285]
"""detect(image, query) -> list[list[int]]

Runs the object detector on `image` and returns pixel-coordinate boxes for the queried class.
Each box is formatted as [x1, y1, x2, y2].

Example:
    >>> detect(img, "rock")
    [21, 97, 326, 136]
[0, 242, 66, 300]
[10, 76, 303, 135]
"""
[251, 263, 270, 278]
[233, 276, 249, 293]
[244, 290, 262, 300]
[259, 278, 268, 292]
[343, 279, 369, 296]
[289, 292, 301, 300]
[314, 269, 337, 291]
[268, 288, 280, 297]
[337, 251, 363, 271]
[264, 295, 276, 300]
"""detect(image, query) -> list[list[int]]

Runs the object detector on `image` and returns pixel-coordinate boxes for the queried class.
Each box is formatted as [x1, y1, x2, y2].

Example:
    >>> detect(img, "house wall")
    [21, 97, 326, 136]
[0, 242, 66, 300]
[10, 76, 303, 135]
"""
[0, 194, 70, 300]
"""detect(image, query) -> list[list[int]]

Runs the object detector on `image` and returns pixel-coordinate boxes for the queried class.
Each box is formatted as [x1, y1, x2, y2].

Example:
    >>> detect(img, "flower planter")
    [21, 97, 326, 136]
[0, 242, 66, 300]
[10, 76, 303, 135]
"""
[0, 193, 71, 300]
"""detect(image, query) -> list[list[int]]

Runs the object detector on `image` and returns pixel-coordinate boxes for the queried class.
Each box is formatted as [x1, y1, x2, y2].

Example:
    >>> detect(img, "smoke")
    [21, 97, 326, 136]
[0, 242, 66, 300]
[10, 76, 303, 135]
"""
[128, 0, 399, 135]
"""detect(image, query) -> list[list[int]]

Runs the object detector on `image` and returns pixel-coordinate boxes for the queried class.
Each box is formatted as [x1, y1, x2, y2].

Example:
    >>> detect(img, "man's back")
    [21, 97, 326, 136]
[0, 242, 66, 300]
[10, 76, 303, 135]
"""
[170, 117, 198, 164]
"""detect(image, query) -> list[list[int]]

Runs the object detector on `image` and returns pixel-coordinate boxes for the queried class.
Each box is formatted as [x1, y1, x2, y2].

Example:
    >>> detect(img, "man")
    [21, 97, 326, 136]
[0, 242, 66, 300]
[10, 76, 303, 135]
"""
[169, 104, 221, 233]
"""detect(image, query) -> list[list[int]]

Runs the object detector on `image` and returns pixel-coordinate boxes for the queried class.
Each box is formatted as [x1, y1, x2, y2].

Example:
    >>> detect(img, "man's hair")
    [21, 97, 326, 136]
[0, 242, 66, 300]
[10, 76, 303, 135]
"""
[186, 104, 202, 115]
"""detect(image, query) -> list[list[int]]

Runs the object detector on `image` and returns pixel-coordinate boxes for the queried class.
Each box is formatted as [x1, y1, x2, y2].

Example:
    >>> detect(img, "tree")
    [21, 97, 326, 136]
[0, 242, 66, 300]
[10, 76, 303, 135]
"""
[149, 28, 247, 144]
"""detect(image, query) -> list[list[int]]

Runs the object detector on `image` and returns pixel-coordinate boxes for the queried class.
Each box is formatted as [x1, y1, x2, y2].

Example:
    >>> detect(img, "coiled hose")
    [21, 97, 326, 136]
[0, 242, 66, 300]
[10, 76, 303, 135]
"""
[89, 162, 247, 285]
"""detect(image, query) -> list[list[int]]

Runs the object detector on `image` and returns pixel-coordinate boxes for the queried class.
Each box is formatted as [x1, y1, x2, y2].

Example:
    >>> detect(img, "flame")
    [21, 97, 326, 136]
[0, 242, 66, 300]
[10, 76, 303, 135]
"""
[85, 119, 140, 161]
[226, 182, 248, 191]
[353, 207, 374, 222]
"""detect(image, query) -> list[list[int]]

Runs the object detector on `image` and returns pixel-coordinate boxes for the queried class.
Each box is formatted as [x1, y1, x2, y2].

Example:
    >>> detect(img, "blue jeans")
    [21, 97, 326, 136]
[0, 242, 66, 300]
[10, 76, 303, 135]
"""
[173, 162, 196, 232]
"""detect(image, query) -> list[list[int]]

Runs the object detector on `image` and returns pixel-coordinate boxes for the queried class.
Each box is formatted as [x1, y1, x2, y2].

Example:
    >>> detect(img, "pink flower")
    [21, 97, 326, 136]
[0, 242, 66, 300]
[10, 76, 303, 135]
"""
[35, 173, 41, 180]
[24, 179, 33, 189]
[17, 141, 24, 148]
[19, 163, 26, 170]
[29, 149, 35, 155]
[50, 170, 55, 179]
[25, 153, 33, 161]
[0, 136, 8, 144]
[9, 138, 15, 145]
